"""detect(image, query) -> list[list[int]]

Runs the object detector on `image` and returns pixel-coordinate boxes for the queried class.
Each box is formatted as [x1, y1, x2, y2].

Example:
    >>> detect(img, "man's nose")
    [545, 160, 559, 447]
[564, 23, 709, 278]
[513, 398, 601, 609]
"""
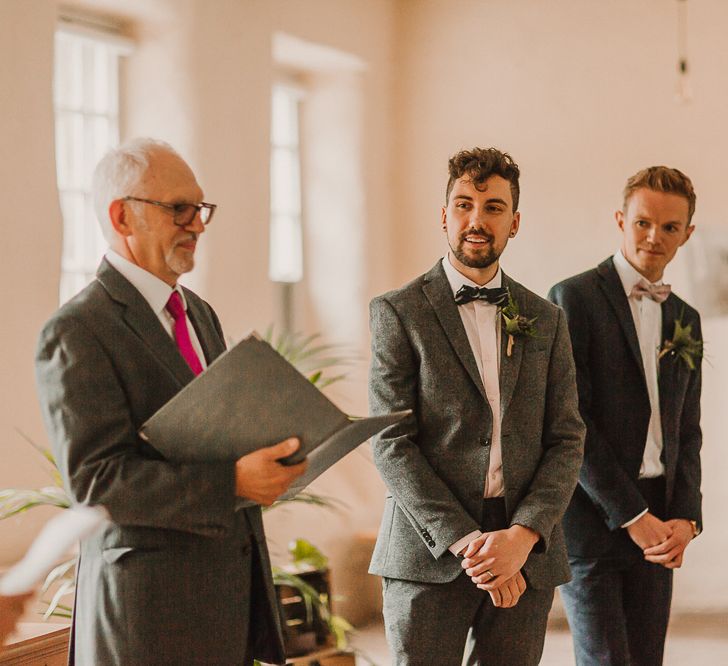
[645, 225, 659, 243]
[186, 210, 206, 234]
[469, 208, 487, 227]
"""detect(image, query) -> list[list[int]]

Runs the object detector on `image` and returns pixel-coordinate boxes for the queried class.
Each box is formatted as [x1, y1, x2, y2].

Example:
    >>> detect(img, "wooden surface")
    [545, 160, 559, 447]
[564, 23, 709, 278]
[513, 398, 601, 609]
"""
[0, 623, 70, 666]
[285, 646, 356, 665]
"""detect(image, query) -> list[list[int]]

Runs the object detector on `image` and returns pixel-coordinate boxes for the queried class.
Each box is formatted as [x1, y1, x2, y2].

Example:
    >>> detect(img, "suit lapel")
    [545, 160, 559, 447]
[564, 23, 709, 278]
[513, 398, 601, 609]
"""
[422, 262, 487, 400]
[185, 292, 226, 364]
[96, 259, 196, 386]
[499, 274, 524, 417]
[658, 294, 679, 418]
[596, 258, 647, 384]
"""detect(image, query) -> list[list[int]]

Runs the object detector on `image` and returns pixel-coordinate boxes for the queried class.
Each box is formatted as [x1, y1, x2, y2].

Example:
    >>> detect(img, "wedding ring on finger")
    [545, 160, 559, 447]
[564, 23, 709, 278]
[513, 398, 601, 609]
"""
[485, 569, 495, 580]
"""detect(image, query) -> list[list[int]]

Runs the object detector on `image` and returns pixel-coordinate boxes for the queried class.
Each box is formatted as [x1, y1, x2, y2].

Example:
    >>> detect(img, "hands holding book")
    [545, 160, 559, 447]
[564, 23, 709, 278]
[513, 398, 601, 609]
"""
[235, 437, 308, 506]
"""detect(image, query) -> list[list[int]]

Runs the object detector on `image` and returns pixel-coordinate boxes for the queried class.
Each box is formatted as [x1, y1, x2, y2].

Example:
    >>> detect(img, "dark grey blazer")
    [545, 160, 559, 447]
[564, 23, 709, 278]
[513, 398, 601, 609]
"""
[35, 259, 285, 666]
[549, 257, 703, 559]
[368, 261, 585, 589]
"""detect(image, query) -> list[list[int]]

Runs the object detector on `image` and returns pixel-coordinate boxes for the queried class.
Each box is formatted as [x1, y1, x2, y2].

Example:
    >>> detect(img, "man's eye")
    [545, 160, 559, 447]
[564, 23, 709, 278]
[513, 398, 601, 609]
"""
[486, 206, 503, 214]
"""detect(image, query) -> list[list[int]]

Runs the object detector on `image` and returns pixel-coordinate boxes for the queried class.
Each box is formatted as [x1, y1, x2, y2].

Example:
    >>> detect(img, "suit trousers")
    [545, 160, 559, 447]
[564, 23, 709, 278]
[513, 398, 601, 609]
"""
[382, 499, 554, 666]
[560, 478, 673, 666]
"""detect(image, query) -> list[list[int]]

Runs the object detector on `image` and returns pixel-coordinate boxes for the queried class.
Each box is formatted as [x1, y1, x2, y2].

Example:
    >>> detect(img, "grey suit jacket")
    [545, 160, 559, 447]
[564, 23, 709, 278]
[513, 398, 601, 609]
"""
[368, 261, 585, 589]
[35, 260, 285, 666]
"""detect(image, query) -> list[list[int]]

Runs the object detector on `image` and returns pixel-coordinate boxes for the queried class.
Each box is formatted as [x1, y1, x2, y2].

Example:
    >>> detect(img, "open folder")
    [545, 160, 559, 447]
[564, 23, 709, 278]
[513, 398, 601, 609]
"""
[139, 332, 410, 501]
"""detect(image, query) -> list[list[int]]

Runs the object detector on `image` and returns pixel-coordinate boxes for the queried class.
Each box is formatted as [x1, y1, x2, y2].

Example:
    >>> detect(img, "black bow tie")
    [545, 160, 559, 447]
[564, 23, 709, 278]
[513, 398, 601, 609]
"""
[454, 285, 509, 306]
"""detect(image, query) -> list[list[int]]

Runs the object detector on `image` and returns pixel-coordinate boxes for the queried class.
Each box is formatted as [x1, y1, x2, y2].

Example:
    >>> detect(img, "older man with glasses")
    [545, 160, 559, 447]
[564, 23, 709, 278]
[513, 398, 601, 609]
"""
[35, 138, 306, 666]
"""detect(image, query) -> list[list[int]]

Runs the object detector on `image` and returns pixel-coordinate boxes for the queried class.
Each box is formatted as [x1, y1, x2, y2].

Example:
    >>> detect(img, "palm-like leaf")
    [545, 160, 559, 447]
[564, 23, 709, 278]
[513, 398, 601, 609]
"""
[43, 579, 75, 620]
[40, 557, 77, 595]
[14, 430, 65, 487]
[0, 486, 71, 519]
[265, 492, 346, 513]
[262, 328, 353, 389]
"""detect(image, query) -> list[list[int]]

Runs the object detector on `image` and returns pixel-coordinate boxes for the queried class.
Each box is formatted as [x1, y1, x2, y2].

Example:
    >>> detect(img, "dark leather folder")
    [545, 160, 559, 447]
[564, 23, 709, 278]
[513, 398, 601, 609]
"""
[139, 332, 409, 500]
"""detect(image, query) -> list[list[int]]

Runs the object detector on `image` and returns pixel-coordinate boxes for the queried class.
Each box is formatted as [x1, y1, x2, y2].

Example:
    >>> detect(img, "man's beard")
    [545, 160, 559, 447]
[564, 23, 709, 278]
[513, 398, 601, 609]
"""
[450, 231, 502, 269]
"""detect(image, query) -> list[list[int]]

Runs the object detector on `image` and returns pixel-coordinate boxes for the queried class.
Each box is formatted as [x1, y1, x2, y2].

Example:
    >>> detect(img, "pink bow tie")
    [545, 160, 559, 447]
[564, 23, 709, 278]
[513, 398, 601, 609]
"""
[630, 279, 671, 304]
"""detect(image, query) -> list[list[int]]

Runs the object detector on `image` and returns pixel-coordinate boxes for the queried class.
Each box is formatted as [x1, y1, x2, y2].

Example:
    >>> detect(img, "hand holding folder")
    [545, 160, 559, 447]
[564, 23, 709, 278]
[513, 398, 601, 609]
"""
[139, 332, 410, 504]
[234, 437, 307, 506]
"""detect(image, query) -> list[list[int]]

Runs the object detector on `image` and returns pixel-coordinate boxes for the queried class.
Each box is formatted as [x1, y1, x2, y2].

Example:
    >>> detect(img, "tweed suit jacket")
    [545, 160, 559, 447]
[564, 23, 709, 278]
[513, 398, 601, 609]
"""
[35, 259, 285, 666]
[548, 257, 703, 559]
[368, 261, 585, 589]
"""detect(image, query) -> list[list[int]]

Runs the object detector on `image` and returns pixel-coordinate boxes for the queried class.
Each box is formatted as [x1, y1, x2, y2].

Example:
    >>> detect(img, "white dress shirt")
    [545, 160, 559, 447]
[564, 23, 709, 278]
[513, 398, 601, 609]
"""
[442, 254, 504, 554]
[105, 250, 208, 369]
[613, 250, 665, 527]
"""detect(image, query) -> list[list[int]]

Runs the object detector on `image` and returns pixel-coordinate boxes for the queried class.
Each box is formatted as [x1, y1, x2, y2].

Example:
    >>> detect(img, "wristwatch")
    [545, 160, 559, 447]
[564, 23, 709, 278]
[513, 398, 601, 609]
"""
[688, 520, 700, 538]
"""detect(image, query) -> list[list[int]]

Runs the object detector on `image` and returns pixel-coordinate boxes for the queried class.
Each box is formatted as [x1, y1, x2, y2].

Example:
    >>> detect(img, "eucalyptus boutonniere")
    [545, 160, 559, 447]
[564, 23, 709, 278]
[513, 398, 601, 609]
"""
[658, 309, 703, 370]
[500, 294, 538, 357]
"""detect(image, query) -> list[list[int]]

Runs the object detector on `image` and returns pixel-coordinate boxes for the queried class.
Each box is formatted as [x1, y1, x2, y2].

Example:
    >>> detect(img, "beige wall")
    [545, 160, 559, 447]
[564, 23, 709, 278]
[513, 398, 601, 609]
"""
[0, 0, 65, 566]
[1, 0, 726, 619]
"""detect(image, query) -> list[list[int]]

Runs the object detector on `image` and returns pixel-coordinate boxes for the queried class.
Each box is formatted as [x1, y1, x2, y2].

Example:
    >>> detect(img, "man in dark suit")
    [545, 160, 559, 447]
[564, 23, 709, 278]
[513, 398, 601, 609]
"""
[549, 166, 703, 666]
[35, 138, 307, 665]
[368, 147, 585, 665]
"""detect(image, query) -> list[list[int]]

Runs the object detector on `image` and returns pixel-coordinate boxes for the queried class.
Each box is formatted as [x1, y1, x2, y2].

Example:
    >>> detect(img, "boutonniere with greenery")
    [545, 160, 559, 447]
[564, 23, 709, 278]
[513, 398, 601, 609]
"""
[658, 309, 703, 370]
[500, 294, 538, 357]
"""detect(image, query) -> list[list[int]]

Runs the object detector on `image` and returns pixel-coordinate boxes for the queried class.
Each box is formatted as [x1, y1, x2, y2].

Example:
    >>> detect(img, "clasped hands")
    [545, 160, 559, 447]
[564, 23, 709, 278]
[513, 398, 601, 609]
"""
[626, 512, 694, 569]
[234, 437, 308, 506]
[460, 525, 539, 609]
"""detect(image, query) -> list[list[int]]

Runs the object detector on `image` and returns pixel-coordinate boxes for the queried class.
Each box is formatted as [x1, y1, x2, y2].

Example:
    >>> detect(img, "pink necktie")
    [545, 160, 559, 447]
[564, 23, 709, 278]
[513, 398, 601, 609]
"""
[165, 291, 203, 375]
[630, 279, 671, 303]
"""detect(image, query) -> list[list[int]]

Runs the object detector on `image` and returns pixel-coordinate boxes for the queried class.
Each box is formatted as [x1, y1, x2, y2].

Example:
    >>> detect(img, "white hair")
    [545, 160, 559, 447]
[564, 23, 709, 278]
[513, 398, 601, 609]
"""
[92, 137, 181, 242]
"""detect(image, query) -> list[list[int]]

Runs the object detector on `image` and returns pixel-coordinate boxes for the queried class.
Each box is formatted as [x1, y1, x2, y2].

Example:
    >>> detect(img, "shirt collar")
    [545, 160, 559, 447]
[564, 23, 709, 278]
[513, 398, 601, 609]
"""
[613, 249, 663, 297]
[105, 250, 187, 316]
[442, 253, 502, 298]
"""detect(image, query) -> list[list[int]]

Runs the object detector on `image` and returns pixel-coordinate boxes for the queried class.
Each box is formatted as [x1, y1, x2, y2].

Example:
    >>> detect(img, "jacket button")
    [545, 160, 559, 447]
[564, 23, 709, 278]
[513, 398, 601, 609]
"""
[429, 539, 435, 547]
[481, 437, 491, 447]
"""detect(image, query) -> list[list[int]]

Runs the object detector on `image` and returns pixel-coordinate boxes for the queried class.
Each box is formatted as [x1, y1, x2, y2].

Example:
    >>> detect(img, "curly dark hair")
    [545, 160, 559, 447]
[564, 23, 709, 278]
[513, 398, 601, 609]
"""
[445, 147, 521, 210]
[623, 166, 696, 222]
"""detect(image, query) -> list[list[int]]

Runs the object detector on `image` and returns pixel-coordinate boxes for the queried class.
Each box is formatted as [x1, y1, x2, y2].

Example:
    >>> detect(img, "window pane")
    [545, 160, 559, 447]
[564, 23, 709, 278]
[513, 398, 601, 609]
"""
[269, 214, 303, 283]
[59, 191, 85, 269]
[270, 147, 301, 216]
[54, 34, 83, 109]
[272, 87, 299, 146]
[55, 28, 123, 304]
[55, 111, 84, 190]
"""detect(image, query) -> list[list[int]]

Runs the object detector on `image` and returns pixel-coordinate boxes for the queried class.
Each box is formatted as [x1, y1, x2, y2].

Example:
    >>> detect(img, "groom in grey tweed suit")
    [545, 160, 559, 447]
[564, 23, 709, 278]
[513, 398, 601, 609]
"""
[368, 147, 585, 665]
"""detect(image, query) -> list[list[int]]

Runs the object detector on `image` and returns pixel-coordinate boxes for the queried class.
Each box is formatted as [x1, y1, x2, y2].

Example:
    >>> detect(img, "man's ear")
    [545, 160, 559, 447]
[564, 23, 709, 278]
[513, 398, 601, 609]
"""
[509, 212, 520, 237]
[109, 199, 132, 237]
[441, 207, 447, 231]
[615, 209, 625, 232]
[681, 224, 696, 246]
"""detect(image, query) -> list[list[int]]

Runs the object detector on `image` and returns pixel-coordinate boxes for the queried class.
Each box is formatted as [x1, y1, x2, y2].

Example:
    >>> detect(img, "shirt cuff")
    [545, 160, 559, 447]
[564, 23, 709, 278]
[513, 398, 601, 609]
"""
[449, 530, 483, 556]
[622, 509, 648, 528]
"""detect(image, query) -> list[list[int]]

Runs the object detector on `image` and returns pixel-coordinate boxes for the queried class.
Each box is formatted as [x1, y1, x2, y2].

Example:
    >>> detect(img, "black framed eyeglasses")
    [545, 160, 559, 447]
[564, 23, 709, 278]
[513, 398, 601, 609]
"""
[122, 196, 217, 227]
